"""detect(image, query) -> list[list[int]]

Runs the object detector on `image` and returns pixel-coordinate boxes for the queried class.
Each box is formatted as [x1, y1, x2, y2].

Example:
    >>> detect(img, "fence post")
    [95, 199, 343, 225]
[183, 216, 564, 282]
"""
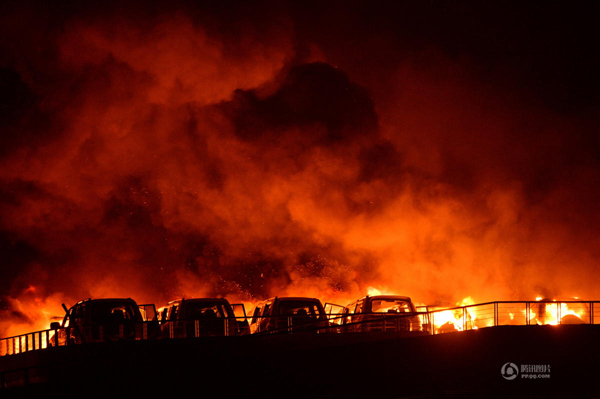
[494, 303, 498, 327]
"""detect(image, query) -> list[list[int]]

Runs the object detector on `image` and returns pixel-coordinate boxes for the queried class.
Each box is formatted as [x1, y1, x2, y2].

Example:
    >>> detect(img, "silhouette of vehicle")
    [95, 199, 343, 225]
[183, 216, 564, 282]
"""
[249, 297, 331, 334]
[532, 298, 588, 325]
[49, 298, 158, 345]
[157, 298, 249, 338]
[336, 295, 422, 333]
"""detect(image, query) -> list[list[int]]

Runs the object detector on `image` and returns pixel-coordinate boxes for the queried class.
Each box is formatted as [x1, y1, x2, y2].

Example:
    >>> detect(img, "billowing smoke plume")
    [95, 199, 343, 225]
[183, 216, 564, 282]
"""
[1, 1, 599, 336]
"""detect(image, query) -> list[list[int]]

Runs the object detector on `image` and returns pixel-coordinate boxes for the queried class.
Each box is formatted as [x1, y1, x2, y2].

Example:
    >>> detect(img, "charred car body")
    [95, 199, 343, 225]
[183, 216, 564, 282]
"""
[157, 298, 249, 338]
[532, 298, 588, 326]
[249, 297, 331, 334]
[50, 298, 158, 345]
[336, 295, 422, 333]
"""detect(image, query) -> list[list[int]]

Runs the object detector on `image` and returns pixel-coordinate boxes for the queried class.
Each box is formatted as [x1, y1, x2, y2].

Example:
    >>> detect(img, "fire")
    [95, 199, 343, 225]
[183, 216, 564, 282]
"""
[523, 297, 586, 325]
[431, 296, 479, 333]
[0, 293, 66, 339]
[535, 302, 586, 325]
[366, 286, 396, 296]
[0, 3, 599, 341]
[560, 303, 585, 322]
[430, 296, 590, 334]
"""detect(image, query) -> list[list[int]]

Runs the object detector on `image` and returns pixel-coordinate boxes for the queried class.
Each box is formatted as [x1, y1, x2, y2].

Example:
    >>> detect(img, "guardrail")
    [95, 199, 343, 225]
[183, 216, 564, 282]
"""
[160, 317, 249, 338]
[250, 315, 337, 335]
[1, 330, 54, 356]
[0, 317, 252, 356]
[2, 301, 599, 356]
[427, 300, 599, 334]
[322, 300, 600, 335]
[0, 321, 161, 356]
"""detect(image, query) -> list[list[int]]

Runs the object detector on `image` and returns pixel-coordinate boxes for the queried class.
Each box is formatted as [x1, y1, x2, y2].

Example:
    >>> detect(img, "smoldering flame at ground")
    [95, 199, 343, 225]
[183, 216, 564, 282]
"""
[1, 1, 599, 336]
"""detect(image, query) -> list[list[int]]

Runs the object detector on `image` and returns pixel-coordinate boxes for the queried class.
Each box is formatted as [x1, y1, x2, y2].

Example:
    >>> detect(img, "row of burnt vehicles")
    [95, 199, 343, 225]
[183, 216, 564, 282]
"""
[50, 295, 423, 344]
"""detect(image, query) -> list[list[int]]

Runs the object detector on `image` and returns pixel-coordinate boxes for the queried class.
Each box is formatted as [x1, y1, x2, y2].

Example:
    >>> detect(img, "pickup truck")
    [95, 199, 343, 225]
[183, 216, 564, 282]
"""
[157, 298, 249, 338]
[49, 298, 158, 345]
[330, 295, 423, 333]
[249, 297, 331, 334]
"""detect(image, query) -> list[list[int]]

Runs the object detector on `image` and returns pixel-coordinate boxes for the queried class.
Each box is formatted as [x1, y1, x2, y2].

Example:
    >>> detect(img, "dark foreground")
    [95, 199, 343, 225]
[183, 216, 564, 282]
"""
[1, 325, 598, 398]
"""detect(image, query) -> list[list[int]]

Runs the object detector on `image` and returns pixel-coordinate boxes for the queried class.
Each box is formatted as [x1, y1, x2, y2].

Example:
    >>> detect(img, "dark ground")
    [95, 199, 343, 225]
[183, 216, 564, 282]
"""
[1, 325, 599, 398]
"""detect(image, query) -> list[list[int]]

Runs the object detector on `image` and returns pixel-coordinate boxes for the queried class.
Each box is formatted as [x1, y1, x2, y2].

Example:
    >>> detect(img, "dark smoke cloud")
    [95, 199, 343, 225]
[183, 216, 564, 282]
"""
[229, 63, 377, 140]
[1, 1, 600, 336]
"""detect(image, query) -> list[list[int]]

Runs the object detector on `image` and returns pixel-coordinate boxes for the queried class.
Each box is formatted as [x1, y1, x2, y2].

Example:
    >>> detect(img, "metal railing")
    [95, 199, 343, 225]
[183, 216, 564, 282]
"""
[426, 300, 599, 334]
[2, 300, 600, 356]
[1, 330, 55, 356]
[249, 315, 337, 335]
[323, 300, 600, 335]
[320, 313, 426, 334]
[0, 317, 253, 356]
[161, 317, 249, 338]
[0, 321, 160, 356]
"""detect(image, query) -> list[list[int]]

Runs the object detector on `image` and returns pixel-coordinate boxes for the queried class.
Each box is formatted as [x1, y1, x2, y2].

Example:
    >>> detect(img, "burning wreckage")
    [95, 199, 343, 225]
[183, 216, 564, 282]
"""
[2, 294, 600, 397]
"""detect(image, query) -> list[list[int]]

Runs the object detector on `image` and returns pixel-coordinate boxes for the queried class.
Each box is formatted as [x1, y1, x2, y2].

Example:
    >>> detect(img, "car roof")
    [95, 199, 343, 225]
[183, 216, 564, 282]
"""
[367, 295, 412, 301]
[252, 297, 324, 310]
[346, 295, 413, 306]
[269, 297, 322, 302]
[166, 298, 230, 305]
[75, 298, 137, 306]
[185, 297, 230, 302]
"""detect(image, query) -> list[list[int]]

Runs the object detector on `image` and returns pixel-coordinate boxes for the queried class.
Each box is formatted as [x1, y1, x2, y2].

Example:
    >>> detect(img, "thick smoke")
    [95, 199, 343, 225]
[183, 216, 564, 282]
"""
[1, 2, 599, 336]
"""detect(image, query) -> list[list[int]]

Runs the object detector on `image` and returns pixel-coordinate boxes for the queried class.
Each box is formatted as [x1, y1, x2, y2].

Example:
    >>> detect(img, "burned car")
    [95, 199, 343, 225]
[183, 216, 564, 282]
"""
[158, 298, 249, 338]
[249, 297, 331, 334]
[50, 298, 158, 345]
[336, 295, 422, 333]
[531, 298, 588, 326]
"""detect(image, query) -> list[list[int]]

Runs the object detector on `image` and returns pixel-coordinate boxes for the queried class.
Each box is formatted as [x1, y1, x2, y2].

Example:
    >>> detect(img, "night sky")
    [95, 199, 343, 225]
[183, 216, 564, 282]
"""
[1, 0, 599, 336]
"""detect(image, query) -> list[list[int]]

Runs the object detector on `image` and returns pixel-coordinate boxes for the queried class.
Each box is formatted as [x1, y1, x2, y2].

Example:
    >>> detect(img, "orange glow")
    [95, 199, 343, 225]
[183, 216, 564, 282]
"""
[523, 299, 586, 326]
[537, 302, 586, 325]
[0, 293, 65, 339]
[431, 296, 478, 333]
[1, 4, 600, 341]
